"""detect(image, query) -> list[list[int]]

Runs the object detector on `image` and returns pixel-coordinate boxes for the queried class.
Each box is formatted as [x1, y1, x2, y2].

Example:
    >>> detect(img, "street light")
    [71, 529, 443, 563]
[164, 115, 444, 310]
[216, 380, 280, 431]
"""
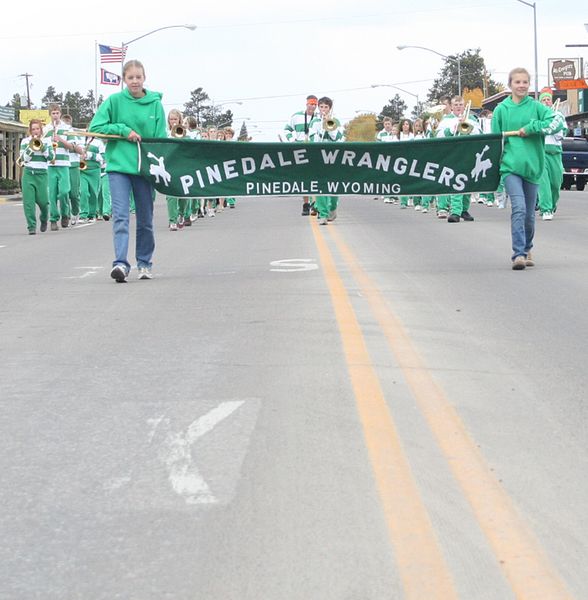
[371, 83, 419, 108]
[123, 24, 197, 47]
[397, 45, 462, 96]
[120, 24, 197, 87]
[514, 0, 538, 99]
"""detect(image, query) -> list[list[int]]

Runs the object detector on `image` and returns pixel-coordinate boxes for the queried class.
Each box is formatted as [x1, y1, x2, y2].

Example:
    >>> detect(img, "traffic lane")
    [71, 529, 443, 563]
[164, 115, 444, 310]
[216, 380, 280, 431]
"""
[333, 192, 588, 597]
[0, 197, 402, 599]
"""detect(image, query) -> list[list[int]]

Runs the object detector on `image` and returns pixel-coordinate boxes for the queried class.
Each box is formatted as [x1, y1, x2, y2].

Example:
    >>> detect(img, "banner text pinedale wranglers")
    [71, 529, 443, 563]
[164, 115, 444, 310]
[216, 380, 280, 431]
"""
[137, 135, 504, 198]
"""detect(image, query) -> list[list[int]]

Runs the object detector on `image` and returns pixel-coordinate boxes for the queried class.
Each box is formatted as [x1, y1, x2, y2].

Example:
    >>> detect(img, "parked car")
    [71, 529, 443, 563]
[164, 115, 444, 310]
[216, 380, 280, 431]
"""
[562, 137, 588, 191]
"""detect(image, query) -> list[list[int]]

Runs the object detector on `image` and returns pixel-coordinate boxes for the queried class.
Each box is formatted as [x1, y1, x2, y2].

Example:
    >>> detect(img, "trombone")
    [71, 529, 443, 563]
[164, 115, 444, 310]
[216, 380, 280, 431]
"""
[171, 124, 186, 138]
[457, 101, 474, 135]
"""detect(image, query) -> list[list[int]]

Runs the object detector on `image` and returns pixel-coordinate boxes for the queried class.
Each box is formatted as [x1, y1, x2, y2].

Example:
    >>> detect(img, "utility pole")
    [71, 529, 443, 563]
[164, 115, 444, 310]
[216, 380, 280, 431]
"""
[18, 73, 33, 108]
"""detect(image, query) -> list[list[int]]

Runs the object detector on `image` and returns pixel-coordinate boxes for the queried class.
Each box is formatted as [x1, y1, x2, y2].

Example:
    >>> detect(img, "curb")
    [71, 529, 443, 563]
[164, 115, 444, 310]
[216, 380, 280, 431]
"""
[0, 194, 22, 202]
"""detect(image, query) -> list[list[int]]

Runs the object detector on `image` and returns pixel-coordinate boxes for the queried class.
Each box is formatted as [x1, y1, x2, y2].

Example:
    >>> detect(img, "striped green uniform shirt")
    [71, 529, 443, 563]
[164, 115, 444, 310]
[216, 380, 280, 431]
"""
[19, 136, 55, 170]
[42, 121, 72, 167]
[283, 110, 320, 142]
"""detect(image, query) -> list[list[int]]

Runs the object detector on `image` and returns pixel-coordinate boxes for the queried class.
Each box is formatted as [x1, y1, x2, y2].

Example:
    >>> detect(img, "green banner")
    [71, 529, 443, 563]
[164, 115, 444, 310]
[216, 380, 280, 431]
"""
[138, 135, 504, 198]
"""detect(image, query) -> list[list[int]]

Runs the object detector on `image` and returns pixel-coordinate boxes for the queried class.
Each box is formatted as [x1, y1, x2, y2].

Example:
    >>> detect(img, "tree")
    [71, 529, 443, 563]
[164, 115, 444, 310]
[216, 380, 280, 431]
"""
[42, 86, 63, 106]
[344, 113, 377, 141]
[426, 49, 504, 105]
[378, 94, 408, 126]
[410, 101, 427, 121]
[10, 94, 23, 110]
[183, 87, 211, 127]
[238, 121, 249, 141]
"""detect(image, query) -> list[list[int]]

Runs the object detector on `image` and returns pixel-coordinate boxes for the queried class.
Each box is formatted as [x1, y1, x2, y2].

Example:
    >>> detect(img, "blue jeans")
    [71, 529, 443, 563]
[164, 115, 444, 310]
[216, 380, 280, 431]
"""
[108, 173, 155, 272]
[504, 174, 537, 260]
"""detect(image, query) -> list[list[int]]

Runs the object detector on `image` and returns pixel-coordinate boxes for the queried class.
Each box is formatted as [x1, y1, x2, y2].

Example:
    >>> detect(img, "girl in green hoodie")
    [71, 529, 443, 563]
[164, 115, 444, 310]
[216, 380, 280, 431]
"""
[491, 67, 559, 270]
[89, 59, 166, 282]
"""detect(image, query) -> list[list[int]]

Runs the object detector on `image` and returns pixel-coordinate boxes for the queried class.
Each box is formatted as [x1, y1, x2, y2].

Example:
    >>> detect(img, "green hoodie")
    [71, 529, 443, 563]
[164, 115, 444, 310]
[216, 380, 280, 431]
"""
[89, 88, 166, 175]
[491, 95, 556, 184]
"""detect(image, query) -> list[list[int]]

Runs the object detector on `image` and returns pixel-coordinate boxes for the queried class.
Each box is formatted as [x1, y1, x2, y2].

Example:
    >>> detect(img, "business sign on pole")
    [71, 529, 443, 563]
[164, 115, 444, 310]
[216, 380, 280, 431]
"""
[548, 58, 586, 88]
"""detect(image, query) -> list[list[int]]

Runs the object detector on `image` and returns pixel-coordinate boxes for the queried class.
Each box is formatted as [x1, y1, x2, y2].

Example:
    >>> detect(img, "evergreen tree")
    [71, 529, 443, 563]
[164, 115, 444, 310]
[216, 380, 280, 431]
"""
[10, 94, 23, 110]
[42, 86, 63, 106]
[378, 94, 408, 125]
[238, 121, 249, 141]
[426, 49, 504, 104]
[183, 87, 211, 126]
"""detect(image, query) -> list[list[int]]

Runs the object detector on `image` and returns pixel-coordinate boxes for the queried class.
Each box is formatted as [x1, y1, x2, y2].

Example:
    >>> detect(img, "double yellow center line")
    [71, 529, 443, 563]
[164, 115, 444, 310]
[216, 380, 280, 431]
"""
[311, 218, 574, 599]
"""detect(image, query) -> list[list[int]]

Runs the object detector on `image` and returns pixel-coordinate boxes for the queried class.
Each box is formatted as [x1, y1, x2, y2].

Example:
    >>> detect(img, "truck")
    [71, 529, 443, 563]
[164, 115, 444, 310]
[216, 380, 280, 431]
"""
[562, 137, 588, 192]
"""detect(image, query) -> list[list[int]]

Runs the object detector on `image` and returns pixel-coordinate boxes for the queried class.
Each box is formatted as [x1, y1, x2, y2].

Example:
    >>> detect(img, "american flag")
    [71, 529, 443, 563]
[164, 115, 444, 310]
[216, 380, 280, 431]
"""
[99, 44, 127, 64]
[100, 68, 122, 86]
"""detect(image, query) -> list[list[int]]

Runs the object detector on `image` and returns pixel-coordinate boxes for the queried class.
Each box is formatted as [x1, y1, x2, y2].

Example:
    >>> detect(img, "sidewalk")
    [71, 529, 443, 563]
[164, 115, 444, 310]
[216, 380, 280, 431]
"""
[0, 193, 22, 203]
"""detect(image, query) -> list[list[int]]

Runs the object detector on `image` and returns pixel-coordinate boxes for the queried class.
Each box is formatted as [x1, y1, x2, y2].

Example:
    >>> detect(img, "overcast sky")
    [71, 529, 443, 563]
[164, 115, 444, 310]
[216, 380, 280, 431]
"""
[2, 0, 586, 139]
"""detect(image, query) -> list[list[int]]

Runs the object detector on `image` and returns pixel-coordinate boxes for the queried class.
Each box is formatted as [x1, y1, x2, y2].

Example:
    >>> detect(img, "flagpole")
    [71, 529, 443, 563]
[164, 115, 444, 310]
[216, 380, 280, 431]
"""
[120, 40, 124, 89]
[94, 41, 98, 111]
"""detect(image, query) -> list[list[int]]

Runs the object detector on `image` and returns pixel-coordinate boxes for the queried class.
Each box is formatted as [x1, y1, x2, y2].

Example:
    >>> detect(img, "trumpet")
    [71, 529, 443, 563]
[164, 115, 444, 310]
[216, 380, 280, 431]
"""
[171, 124, 186, 138]
[323, 115, 339, 132]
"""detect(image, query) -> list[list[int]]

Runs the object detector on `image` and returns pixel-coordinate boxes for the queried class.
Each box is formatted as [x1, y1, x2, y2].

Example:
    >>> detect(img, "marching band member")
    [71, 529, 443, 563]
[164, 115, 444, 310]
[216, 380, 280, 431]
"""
[43, 104, 76, 230]
[310, 96, 343, 225]
[282, 95, 319, 215]
[377, 118, 399, 204]
[537, 88, 567, 220]
[79, 136, 106, 224]
[166, 109, 184, 230]
[435, 96, 481, 222]
[61, 114, 84, 225]
[224, 127, 237, 209]
[398, 119, 414, 209]
[89, 59, 166, 283]
[18, 119, 55, 234]
[491, 67, 561, 270]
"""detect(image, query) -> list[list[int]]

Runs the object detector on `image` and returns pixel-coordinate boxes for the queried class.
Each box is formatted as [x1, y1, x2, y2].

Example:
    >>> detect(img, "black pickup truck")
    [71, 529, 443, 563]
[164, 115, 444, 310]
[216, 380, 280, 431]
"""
[562, 137, 588, 191]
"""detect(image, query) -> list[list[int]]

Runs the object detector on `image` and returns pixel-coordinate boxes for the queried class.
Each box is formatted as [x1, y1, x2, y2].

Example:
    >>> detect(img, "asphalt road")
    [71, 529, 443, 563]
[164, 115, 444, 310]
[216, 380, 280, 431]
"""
[1, 191, 587, 600]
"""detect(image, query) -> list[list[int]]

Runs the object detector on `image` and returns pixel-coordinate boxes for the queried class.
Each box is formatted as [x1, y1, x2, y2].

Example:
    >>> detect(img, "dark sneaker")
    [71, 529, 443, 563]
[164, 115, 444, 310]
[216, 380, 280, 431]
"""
[40, 221, 47, 232]
[183, 218, 192, 227]
[110, 264, 128, 283]
[103, 214, 111, 221]
[50, 222, 59, 231]
[512, 256, 526, 270]
[61, 216, 69, 228]
[447, 214, 461, 223]
[461, 211, 474, 221]
[301, 202, 310, 216]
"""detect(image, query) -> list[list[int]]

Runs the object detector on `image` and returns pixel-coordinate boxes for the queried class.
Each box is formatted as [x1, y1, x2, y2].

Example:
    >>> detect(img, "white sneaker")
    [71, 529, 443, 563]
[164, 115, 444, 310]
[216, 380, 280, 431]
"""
[422, 208, 429, 213]
[70, 215, 78, 226]
[169, 222, 178, 231]
[138, 267, 153, 280]
[415, 205, 421, 211]
[207, 208, 216, 217]
[318, 217, 327, 225]
[542, 212, 553, 221]
[383, 197, 393, 203]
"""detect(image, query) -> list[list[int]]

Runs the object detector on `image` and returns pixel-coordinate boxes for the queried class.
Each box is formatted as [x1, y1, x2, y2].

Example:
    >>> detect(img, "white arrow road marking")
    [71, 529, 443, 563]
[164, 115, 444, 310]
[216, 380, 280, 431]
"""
[161, 401, 245, 505]
[270, 258, 318, 272]
[63, 266, 105, 279]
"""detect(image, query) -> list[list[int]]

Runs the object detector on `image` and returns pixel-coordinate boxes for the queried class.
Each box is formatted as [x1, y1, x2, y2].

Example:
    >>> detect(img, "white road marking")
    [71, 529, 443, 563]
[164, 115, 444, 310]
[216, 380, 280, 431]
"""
[161, 401, 245, 504]
[0, 245, 6, 249]
[63, 266, 105, 279]
[270, 258, 318, 272]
